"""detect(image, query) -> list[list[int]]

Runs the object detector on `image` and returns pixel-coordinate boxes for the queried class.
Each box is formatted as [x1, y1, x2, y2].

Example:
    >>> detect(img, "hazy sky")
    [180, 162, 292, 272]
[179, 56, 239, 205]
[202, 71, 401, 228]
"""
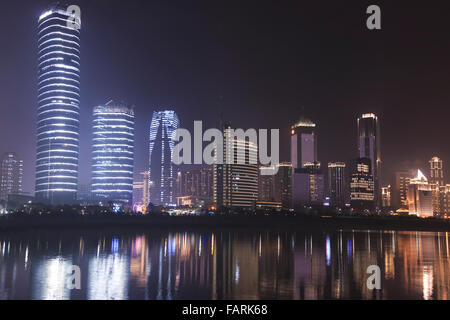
[0, 0, 449, 193]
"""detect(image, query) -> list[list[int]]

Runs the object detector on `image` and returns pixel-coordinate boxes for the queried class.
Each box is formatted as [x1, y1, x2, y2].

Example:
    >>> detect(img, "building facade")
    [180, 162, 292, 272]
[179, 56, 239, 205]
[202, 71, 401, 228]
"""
[258, 162, 293, 210]
[327, 162, 346, 209]
[149, 111, 179, 206]
[176, 167, 214, 207]
[350, 158, 374, 213]
[381, 185, 391, 208]
[429, 157, 444, 214]
[214, 126, 259, 209]
[290, 117, 324, 208]
[407, 170, 433, 218]
[91, 101, 135, 206]
[35, 5, 81, 204]
[0, 153, 23, 201]
[390, 171, 411, 210]
[357, 113, 381, 208]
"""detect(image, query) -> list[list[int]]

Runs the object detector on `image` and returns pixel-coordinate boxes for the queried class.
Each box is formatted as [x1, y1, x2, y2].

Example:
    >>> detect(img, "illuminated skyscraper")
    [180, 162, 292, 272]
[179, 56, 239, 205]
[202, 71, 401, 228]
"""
[176, 168, 214, 207]
[35, 5, 81, 204]
[428, 156, 444, 214]
[407, 170, 433, 217]
[149, 110, 179, 206]
[327, 162, 346, 209]
[290, 117, 317, 170]
[350, 158, 374, 213]
[214, 126, 259, 209]
[429, 156, 444, 186]
[258, 162, 293, 210]
[0, 153, 24, 201]
[291, 117, 324, 208]
[91, 101, 135, 205]
[381, 185, 391, 208]
[357, 113, 381, 208]
[390, 171, 411, 210]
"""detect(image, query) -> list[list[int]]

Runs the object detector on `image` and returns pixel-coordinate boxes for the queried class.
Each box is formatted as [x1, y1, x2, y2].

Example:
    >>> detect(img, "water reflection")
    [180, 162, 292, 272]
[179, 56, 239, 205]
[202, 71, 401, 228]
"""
[0, 229, 449, 300]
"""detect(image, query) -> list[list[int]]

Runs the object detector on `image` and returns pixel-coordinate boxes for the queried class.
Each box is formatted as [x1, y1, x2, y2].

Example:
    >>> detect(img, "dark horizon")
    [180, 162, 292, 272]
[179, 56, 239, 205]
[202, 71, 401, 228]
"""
[0, 0, 449, 194]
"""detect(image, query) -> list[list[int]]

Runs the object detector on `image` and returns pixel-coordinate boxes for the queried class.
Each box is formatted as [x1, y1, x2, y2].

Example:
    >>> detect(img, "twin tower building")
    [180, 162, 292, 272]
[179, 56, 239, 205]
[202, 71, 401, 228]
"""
[35, 5, 179, 206]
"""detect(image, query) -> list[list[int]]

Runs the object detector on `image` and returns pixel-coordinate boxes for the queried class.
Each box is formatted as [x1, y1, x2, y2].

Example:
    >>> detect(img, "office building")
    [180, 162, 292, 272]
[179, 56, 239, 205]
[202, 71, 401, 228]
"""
[176, 167, 214, 207]
[381, 185, 391, 208]
[149, 111, 179, 206]
[291, 117, 324, 208]
[350, 158, 374, 213]
[290, 116, 317, 170]
[35, 5, 81, 204]
[258, 162, 293, 210]
[429, 157, 444, 214]
[327, 162, 347, 209]
[292, 161, 325, 208]
[214, 126, 259, 209]
[407, 170, 433, 217]
[0, 153, 24, 201]
[357, 113, 381, 208]
[390, 171, 411, 210]
[91, 101, 135, 206]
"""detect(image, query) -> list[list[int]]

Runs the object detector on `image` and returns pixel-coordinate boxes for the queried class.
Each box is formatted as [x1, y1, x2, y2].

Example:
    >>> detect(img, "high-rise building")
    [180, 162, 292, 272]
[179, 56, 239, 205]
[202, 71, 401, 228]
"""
[149, 110, 179, 206]
[258, 162, 293, 210]
[291, 117, 324, 208]
[214, 126, 259, 209]
[429, 156, 444, 186]
[0, 153, 24, 201]
[390, 171, 411, 210]
[381, 185, 391, 208]
[259, 167, 275, 202]
[292, 161, 325, 208]
[357, 113, 381, 208]
[438, 185, 450, 218]
[91, 101, 135, 206]
[176, 167, 214, 207]
[429, 156, 444, 214]
[132, 171, 150, 212]
[274, 162, 293, 210]
[35, 5, 81, 204]
[290, 117, 317, 170]
[327, 162, 346, 209]
[350, 158, 374, 213]
[407, 170, 433, 217]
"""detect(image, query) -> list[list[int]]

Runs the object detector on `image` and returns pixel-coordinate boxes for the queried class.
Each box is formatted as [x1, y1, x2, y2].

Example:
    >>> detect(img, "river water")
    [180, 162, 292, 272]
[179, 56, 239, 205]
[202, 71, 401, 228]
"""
[0, 229, 449, 300]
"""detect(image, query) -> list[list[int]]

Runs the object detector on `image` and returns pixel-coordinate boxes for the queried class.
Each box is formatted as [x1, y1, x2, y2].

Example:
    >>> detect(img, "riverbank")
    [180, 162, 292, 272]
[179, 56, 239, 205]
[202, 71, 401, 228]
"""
[0, 214, 450, 232]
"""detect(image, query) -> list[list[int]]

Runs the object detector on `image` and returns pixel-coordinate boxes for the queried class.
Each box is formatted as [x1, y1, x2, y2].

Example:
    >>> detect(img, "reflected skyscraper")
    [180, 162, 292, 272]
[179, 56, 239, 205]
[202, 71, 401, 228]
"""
[35, 5, 81, 204]
[149, 111, 179, 206]
[357, 113, 381, 208]
[91, 101, 135, 206]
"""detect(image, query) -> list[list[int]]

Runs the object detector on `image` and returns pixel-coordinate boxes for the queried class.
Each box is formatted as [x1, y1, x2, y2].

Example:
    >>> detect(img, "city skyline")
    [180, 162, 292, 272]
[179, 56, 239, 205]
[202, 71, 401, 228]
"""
[0, 1, 449, 196]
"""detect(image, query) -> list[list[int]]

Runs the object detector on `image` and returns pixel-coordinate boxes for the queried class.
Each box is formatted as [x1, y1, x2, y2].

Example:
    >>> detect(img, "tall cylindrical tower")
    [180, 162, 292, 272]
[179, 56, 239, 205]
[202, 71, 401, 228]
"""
[92, 101, 135, 206]
[35, 5, 81, 204]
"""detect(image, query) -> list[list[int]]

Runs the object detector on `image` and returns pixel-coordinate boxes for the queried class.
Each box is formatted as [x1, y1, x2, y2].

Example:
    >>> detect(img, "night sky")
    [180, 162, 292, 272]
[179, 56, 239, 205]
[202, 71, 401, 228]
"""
[0, 0, 449, 194]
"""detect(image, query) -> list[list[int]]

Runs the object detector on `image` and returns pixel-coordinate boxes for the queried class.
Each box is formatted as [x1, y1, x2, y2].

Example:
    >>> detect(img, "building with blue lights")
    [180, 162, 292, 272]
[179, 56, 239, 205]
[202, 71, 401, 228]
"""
[149, 110, 179, 206]
[91, 101, 135, 206]
[35, 5, 81, 204]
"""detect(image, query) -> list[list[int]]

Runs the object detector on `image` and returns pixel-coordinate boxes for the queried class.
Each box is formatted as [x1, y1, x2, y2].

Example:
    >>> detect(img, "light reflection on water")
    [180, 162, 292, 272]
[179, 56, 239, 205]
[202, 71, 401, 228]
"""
[0, 229, 449, 300]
